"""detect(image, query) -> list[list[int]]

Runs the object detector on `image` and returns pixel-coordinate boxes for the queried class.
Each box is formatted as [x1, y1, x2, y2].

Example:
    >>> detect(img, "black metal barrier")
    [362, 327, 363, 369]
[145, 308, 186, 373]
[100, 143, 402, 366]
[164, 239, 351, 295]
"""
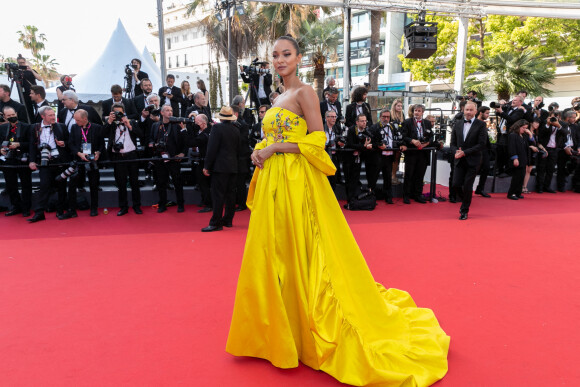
[0, 156, 190, 169]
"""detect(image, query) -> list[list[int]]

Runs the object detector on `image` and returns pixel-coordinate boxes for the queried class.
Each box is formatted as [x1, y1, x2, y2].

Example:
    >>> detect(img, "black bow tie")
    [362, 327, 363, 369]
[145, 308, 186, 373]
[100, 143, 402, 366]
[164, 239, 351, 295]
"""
[464, 119, 472, 124]
[69, 109, 77, 114]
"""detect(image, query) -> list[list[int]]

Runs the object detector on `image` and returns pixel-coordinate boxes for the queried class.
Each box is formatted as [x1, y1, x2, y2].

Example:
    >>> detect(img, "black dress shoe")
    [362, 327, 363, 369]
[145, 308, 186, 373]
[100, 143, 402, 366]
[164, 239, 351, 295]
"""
[67, 210, 78, 218]
[177, 205, 185, 213]
[201, 225, 223, 232]
[536, 190, 543, 194]
[27, 212, 46, 223]
[475, 191, 491, 198]
[133, 206, 143, 214]
[518, 195, 524, 199]
[5, 208, 22, 216]
[117, 208, 129, 216]
[557, 188, 566, 193]
[414, 196, 427, 204]
[56, 211, 71, 220]
[385, 198, 393, 204]
[459, 212, 468, 220]
[544, 188, 556, 193]
[235, 206, 247, 212]
[198, 207, 212, 213]
[90, 209, 99, 217]
[507, 194, 519, 200]
[22, 211, 30, 217]
[448, 196, 457, 203]
[223, 223, 233, 228]
[77, 187, 86, 193]
[157, 206, 167, 213]
[403, 197, 411, 204]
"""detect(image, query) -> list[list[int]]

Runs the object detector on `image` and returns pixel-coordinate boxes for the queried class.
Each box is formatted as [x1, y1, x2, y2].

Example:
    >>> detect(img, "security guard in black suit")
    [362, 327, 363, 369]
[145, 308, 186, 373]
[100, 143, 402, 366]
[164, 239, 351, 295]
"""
[0, 107, 32, 216]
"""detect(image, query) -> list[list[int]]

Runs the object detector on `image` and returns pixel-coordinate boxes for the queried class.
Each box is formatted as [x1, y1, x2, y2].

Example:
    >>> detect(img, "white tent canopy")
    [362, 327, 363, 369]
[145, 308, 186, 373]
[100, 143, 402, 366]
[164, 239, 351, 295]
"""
[47, 19, 162, 103]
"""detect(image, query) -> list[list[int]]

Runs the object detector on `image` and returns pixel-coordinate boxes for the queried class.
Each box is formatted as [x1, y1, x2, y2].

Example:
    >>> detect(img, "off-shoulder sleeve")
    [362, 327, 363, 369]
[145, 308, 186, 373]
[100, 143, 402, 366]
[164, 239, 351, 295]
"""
[288, 131, 336, 176]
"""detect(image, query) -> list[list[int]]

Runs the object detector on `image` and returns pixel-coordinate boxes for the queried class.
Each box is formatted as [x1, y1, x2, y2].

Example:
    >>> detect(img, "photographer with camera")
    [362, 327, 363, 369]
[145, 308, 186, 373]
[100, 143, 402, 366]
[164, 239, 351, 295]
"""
[531, 96, 548, 123]
[322, 110, 344, 190]
[138, 93, 161, 182]
[148, 105, 187, 213]
[187, 114, 212, 213]
[105, 102, 143, 216]
[320, 87, 343, 124]
[133, 78, 154, 114]
[29, 85, 50, 124]
[474, 106, 492, 198]
[493, 95, 526, 176]
[240, 60, 272, 108]
[186, 92, 212, 123]
[231, 104, 251, 212]
[344, 114, 375, 203]
[345, 87, 373, 129]
[250, 105, 268, 149]
[101, 85, 138, 122]
[0, 106, 32, 217]
[129, 59, 149, 97]
[56, 75, 75, 113]
[28, 106, 70, 222]
[556, 110, 580, 192]
[159, 74, 183, 117]
[15, 55, 41, 122]
[368, 108, 407, 204]
[68, 109, 104, 217]
[456, 90, 482, 109]
[535, 109, 566, 193]
[59, 90, 102, 132]
[0, 84, 28, 123]
[402, 104, 435, 204]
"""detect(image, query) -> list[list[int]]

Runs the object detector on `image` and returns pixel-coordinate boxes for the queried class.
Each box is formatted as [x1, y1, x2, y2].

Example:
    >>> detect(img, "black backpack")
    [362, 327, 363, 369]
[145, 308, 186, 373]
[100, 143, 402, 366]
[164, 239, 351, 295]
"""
[346, 189, 376, 211]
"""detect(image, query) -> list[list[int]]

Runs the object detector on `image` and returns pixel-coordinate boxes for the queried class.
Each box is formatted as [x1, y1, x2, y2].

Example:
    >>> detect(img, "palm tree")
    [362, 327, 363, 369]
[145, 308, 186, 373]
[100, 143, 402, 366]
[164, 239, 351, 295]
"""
[300, 19, 340, 100]
[257, 4, 319, 42]
[187, 1, 261, 103]
[465, 50, 555, 101]
[31, 54, 59, 88]
[17, 25, 47, 59]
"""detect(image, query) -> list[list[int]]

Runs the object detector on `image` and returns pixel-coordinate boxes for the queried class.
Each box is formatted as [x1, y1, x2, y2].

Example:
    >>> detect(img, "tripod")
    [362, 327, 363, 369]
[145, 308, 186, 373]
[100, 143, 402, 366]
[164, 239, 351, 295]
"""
[7, 70, 31, 124]
[123, 74, 134, 100]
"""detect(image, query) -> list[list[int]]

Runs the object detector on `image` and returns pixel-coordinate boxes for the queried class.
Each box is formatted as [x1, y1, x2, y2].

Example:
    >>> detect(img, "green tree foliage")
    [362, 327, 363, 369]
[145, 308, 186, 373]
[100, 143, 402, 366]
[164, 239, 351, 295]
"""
[17, 26, 47, 58]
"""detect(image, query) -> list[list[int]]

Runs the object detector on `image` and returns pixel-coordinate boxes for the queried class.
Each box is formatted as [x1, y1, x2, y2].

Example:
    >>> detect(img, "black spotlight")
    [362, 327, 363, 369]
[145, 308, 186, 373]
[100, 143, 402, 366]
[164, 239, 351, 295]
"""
[404, 13, 438, 59]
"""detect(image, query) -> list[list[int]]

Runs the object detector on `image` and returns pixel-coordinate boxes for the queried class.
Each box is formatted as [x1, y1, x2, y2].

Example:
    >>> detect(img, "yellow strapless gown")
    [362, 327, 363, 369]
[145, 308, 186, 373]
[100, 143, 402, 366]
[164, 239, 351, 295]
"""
[226, 108, 449, 386]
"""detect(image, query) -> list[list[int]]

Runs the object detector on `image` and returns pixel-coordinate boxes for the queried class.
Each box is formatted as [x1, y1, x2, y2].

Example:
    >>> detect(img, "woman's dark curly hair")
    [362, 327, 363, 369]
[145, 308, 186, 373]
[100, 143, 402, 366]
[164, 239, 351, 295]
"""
[351, 86, 368, 103]
[510, 119, 529, 134]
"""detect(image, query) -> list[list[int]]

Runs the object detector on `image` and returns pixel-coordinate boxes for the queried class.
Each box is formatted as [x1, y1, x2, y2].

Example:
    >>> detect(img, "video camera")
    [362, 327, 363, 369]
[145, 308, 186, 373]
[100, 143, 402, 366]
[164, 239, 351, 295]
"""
[169, 116, 195, 124]
[125, 64, 137, 76]
[3, 63, 27, 80]
[241, 58, 270, 76]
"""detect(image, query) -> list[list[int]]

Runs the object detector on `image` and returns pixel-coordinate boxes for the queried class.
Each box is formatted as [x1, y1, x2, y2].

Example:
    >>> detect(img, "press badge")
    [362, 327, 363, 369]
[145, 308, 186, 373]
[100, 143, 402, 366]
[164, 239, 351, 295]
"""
[82, 143, 92, 154]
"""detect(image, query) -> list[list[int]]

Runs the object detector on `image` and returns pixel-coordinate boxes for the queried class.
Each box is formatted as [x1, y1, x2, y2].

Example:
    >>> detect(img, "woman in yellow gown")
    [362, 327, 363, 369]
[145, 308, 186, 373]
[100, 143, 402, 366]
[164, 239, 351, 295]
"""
[226, 36, 450, 387]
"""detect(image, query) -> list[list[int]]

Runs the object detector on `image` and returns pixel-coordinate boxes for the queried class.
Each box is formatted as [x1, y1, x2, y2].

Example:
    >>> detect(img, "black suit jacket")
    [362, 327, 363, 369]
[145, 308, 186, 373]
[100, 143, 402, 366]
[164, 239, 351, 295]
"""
[149, 121, 187, 157]
[133, 94, 150, 115]
[537, 121, 569, 149]
[58, 104, 103, 130]
[32, 100, 50, 123]
[241, 72, 272, 105]
[204, 122, 240, 173]
[29, 122, 70, 163]
[101, 98, 138, 121]
[345, 102, 373, 129]
[0, 121, 31, 159]
[450, 118, 487, 168]
[68, 123, 105, 160]
[104, 120, 143, 154]
[320, 100, 343, 123]
[133, 70, 149, 96]
[234, 119, 251, 173]
[402, 118, 435, 149]
[570, 123, 580, 150]
[158, 86, 183, 116]
[507, 132, 528, 166]
[498, 107, 525, 133]
[0, 99, 29, 124]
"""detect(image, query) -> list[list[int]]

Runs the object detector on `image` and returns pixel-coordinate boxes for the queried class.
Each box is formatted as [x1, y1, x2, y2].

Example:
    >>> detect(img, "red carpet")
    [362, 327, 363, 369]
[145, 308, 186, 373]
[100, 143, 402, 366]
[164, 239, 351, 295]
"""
[1, 188, 579, 386]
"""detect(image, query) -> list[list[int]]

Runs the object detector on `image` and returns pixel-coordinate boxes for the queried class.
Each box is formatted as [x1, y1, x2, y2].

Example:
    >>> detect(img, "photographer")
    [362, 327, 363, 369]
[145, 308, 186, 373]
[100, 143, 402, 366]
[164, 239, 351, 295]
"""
[56, 75, 75, 113]
[129, 58, 149, 97]
[323, 110, 344, 190]
[133, 78, 154, 114]
[29, 85, 49, 123]
[59, 90, 102, 132]
[158, 74, 183, 117]
[188, 114, 212, 213]
[456, 90, 482, 109]
[240, 60, 272, 108]
[149, 105, 187, 213]
[28, 106, 70, 222]
[402, 104, 435, 204]
[249, 105, 268, 149]
[556, 110, 579, 192]
[369, 108, 406, 204]
[0, 84, 28, 123]
[320, 87, 343, 124]
[531, 96, 548, 123]
[536, 109, 565, 193]
[231, 105, 251, 212]
[345, 86, 373, 129]
[16, 55, 41, 122]
[232, 95, 255, 126]
[138, 93, 161, 181]
[101, 85, 138, 122]
[344, 114, 374, 203]
[474, 106, 492, 197]
[0, 106, 32, 217]
[494, 95, 526, 176]
[186, 92, 212, 123]
[68, 110, 104, 217]
[105, 102, 143, 216]
[564, 110, 580, 192]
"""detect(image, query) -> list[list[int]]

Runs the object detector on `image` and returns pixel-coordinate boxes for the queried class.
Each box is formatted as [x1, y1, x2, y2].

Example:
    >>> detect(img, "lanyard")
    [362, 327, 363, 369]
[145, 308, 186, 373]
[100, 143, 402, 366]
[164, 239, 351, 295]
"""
[81, 123, 91, 143]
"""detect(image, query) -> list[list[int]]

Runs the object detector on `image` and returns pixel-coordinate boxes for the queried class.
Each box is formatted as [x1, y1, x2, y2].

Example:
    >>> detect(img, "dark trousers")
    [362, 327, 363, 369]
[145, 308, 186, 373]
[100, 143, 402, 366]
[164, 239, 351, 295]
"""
[69, 164, 100, 210]
[572, 157, 580, 192]
[364, 152, 381, 191]
[2, 162, 32, 211]
[343, 155, 362, 202]
[448, 160, 456, 199]
[332, 152, 343, 182]
[209, 172, 236, 227]
[556, 150, 571, 191]
[155, 160, 184, 207]
[236, 169, 249, 209]
[37, 164, 67, 213]
[496, 134, 508, 174]
[112, 152, 141, 209]
[508, 165, 525, 197]
[476, 149, 490, 192]
[379, 154, 394, 199]
[403, 151, 429, 199]
[535, 147, 557, 191]
[452, 159, 479, 214]
[195, 165, 212, 207]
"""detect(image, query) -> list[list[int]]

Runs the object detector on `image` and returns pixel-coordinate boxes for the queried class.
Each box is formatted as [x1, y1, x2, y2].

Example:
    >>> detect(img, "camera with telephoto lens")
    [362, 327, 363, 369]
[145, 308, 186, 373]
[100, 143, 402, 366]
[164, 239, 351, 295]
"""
[145, 104, 161, 116]
[87, 153, 98, 171]
[536, 148, 548, 159]
[549, 117, 558, 123]
[113, 111, 125, 124]
[357, 130, 372, 146]
[490, 102, 500, 109]
[241, 58, 270, 75]
[0, 141, 11, 162]
[125, 64, 137, 76]
[535, 101, 545, 110]
[169, 116, 195, 124]
[155, 140, 169, 159]
[55, 161, 78, 182]
[39, 143, 51, 166]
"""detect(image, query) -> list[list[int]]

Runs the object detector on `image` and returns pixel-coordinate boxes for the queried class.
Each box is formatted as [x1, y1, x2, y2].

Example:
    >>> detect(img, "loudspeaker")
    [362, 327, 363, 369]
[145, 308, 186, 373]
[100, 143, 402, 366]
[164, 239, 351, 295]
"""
[404, 21, 438, 59]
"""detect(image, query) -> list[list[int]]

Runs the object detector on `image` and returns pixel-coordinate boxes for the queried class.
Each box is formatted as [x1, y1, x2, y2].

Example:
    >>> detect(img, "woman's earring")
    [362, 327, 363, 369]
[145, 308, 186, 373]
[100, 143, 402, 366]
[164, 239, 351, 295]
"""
[296, 66, 299, 76]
